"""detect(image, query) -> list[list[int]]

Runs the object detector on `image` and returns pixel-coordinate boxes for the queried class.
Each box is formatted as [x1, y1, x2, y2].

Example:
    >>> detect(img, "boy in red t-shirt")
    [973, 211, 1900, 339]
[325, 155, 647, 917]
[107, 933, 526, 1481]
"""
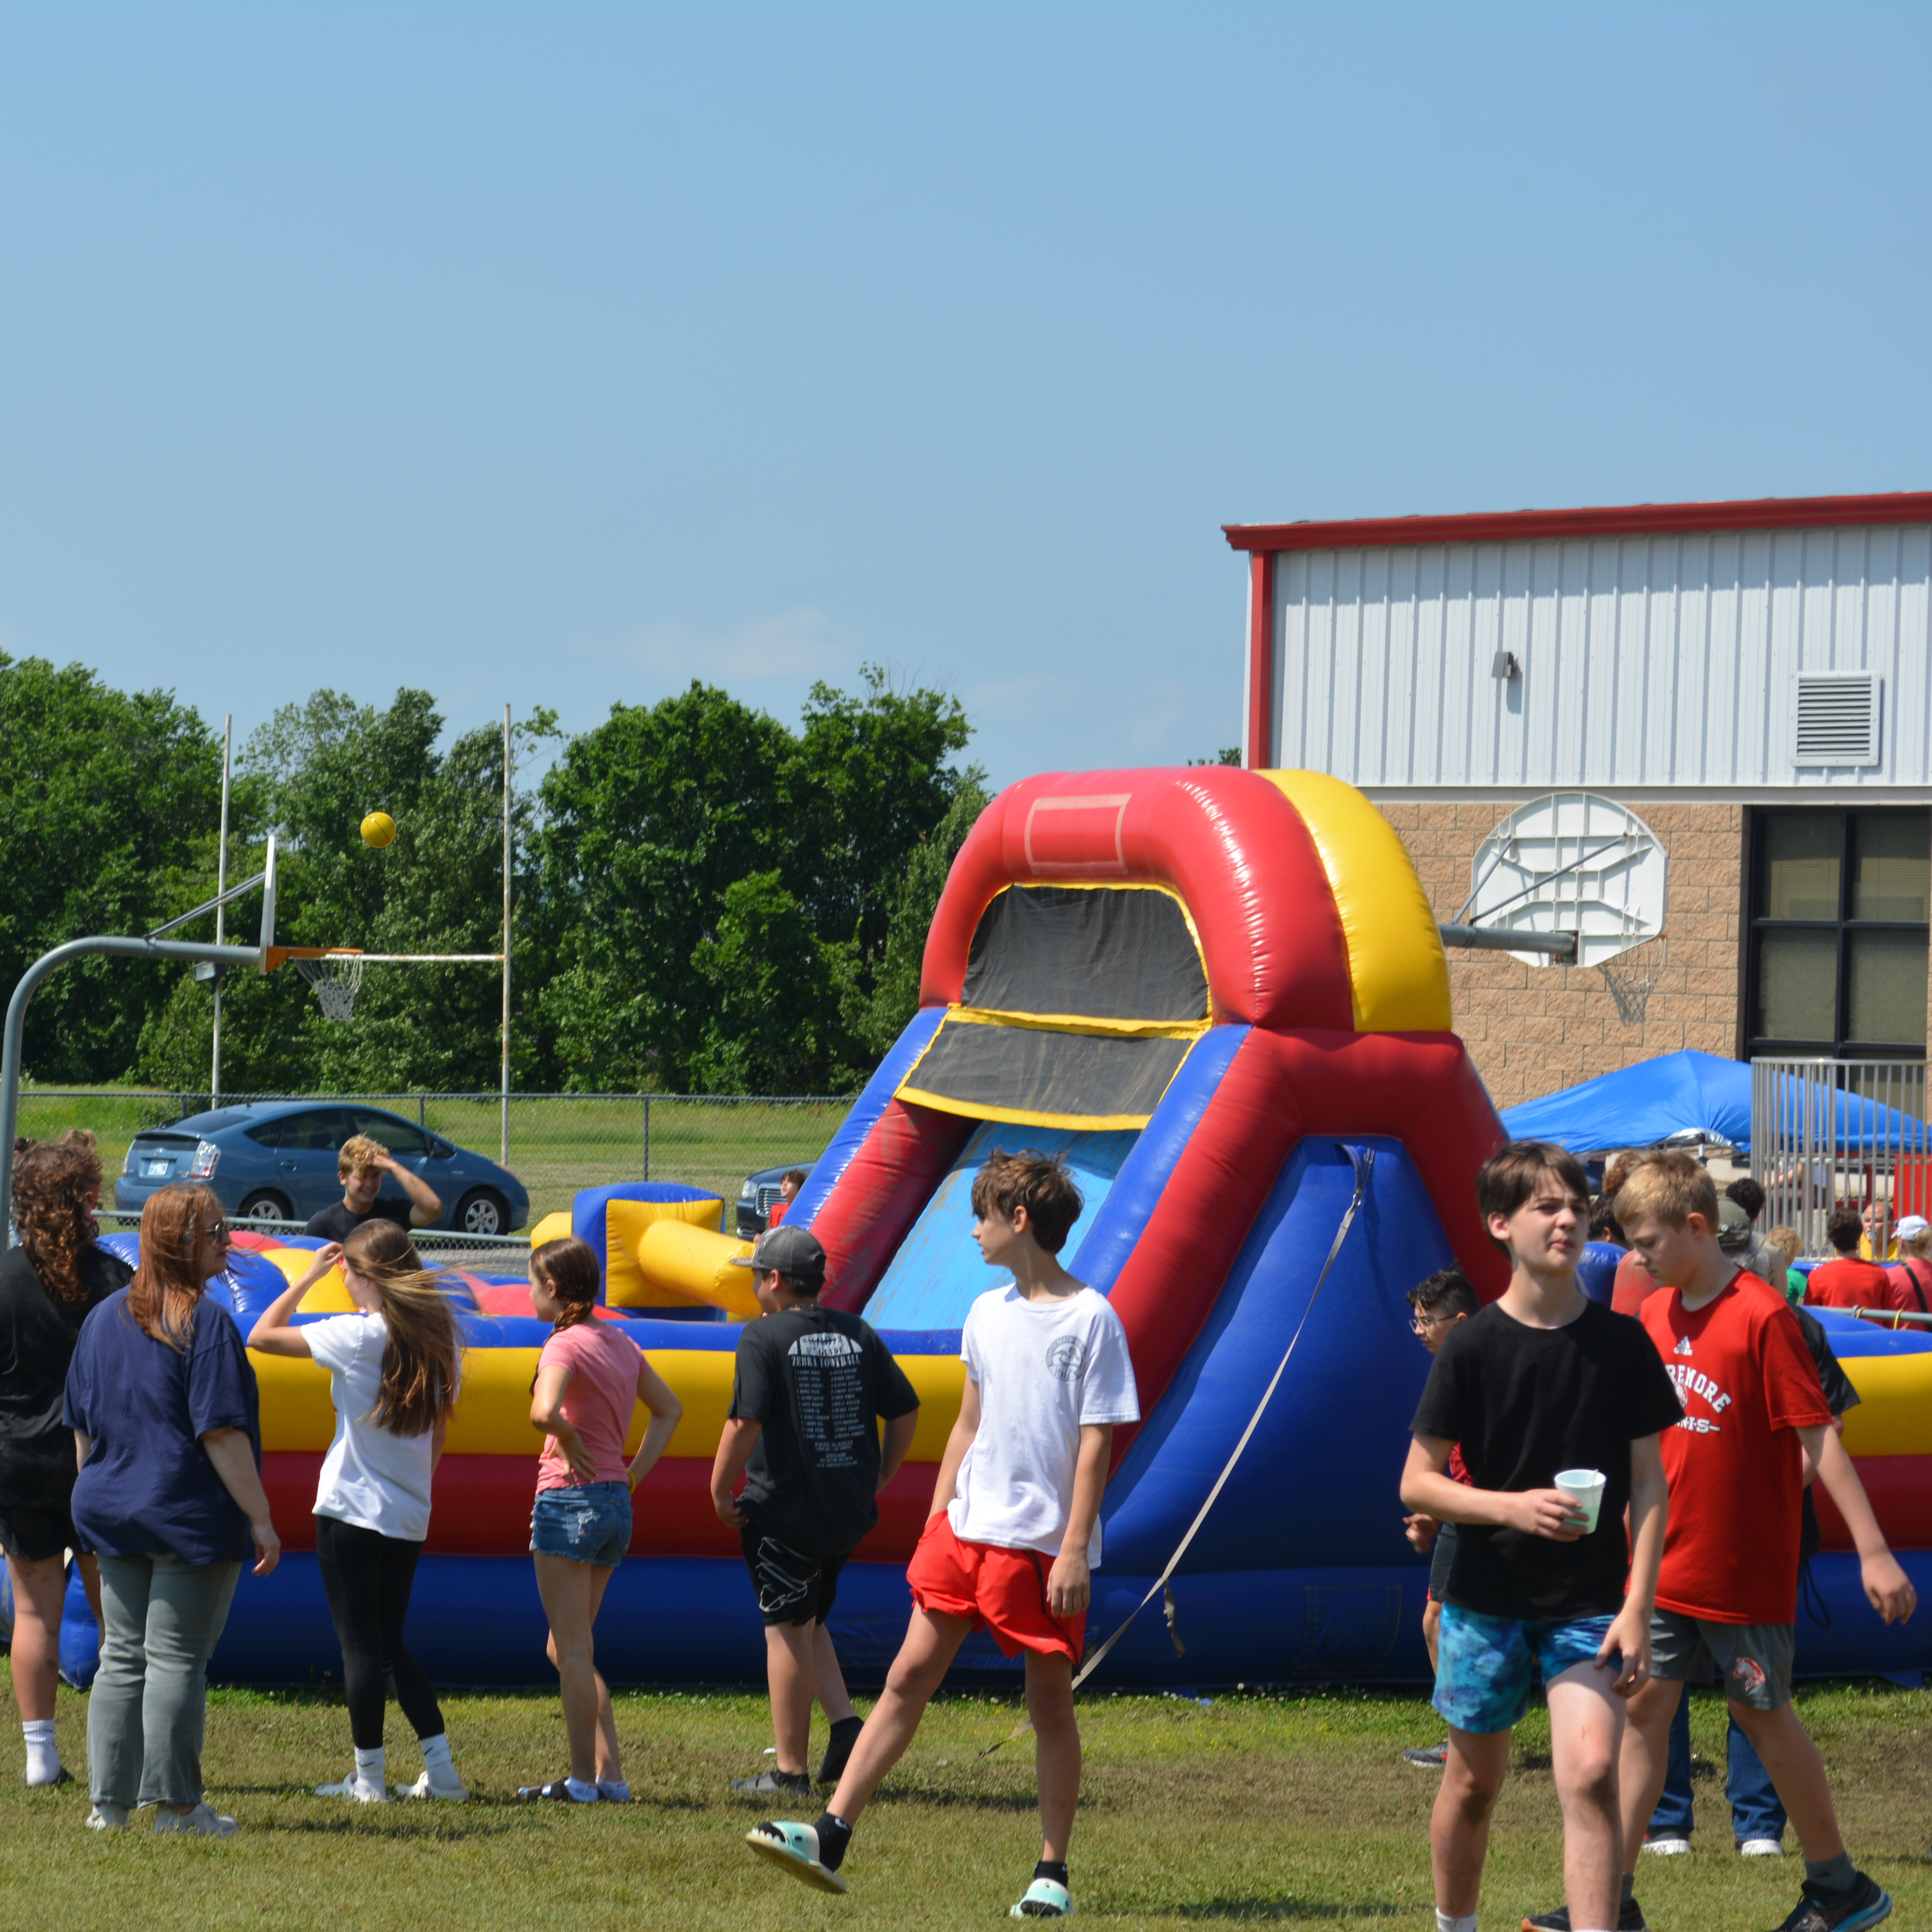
[1804, 1207, 1900, 1320]
[1607, 1153, 1915, 1932]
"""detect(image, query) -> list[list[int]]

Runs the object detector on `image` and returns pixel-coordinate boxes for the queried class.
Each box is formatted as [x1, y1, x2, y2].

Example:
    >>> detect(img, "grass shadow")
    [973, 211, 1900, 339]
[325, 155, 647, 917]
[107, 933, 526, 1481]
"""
[1161, 1898, 1410, 1921]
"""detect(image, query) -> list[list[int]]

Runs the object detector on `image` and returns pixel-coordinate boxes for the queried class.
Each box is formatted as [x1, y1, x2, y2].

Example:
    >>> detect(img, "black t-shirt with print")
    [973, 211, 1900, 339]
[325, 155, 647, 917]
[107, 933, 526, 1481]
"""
[729, 1302, 920, 1558]
[1411, 1297, 1683, 1621]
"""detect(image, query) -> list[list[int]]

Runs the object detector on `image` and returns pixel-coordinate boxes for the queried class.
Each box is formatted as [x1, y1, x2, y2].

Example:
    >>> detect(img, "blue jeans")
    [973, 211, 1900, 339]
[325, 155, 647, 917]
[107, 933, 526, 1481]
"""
[1650, 1688, 1787, 1844]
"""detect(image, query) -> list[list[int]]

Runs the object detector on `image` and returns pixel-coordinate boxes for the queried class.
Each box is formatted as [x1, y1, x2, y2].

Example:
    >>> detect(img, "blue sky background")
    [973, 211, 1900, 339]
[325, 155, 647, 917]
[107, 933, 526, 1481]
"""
[2, 3, 1928, 787]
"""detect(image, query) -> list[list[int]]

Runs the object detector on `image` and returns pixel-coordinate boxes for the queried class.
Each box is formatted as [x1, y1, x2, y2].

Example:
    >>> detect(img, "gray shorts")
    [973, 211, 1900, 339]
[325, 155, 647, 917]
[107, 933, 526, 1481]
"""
[1649, 1609, 1793, 1711]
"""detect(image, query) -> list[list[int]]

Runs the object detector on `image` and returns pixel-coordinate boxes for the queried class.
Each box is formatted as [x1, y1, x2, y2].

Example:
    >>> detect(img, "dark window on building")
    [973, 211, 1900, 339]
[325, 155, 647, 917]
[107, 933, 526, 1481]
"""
[1748, 810, 1931, 1057]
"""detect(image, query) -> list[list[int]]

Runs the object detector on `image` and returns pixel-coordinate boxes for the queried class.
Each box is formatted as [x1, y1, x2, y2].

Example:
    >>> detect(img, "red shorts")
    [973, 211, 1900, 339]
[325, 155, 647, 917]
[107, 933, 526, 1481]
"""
[906, 1513, 1085, 1665]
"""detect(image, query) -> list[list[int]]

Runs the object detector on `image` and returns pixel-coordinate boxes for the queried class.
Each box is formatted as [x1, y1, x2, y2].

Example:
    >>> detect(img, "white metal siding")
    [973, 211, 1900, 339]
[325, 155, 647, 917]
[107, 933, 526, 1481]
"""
[1271, 523, 1932, 789]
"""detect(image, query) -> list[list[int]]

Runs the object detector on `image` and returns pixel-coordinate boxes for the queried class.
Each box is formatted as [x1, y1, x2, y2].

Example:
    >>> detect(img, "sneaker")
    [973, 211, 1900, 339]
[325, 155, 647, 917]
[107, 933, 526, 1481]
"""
[744, 1819, 849, 1895]
[1012, 1877, 1074, 1918]
[1771, 1874, 1893, 1932]
[23, 1764, 74, 1789]
[314, 1773, 390, 1803]
[517, 1778, 599, 1802]
[1521, 1902, 1647, 1932]
[596, 1781, 632, 1803]
[1642, 1833, 1692, 1855]
[85, 1803, 129, 1832]
[398, 1770, 469, 1802]
[1740, 1837, 1786, 1858]
[817, 1719, 863, 1788]
[154, 1803, 239, 1837]
[729, 1770, 812, 1800]
[1402, 1741, 1449, 1769]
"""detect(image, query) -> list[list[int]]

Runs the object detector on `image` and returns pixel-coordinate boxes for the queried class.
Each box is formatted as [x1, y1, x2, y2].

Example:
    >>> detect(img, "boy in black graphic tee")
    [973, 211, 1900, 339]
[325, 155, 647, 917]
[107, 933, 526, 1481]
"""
[710, 1223, 920, 1801]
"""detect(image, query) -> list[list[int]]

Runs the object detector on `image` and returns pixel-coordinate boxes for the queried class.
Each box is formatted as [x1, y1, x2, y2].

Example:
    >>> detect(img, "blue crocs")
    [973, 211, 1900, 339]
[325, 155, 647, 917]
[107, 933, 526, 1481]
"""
[1012, 1878, 1073, 1918]
[743, 1819, 849, 1895]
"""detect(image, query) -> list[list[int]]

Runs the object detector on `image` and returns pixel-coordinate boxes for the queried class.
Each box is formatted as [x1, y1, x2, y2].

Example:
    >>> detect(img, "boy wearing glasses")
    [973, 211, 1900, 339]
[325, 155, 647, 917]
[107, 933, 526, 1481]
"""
[1400, 1267, 1479, 1769]
[304, 1135, 441, 1241]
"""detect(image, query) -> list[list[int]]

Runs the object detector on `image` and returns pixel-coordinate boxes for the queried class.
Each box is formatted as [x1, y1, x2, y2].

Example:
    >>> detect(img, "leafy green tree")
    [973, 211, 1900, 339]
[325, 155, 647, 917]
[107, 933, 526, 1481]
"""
[0, 655, 224, 1083]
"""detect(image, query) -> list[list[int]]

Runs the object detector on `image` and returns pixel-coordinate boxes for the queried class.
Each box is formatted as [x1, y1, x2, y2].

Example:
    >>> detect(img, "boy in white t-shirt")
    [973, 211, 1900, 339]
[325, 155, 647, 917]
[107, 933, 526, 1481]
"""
[745, 1149, 1139, 1919]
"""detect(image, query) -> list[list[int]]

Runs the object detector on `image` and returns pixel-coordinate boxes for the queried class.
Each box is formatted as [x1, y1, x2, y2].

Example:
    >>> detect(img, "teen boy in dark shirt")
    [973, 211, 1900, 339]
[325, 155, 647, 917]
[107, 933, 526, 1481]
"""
[303, 1135, 441, 1240]
[711, 1223, 920, 1800]
[1402, 1142, 1680, 1932]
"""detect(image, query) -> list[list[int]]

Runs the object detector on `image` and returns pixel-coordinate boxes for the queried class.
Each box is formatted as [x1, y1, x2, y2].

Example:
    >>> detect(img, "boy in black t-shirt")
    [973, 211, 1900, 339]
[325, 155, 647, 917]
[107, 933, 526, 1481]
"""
[710, 1223, 920, 1801]
[1402, 1143, 1680, 1932]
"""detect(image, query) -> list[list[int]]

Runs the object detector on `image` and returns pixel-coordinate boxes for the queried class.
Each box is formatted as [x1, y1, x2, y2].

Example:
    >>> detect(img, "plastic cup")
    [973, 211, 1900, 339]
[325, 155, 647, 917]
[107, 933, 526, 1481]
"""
[1554, 1468, 1607, 1534]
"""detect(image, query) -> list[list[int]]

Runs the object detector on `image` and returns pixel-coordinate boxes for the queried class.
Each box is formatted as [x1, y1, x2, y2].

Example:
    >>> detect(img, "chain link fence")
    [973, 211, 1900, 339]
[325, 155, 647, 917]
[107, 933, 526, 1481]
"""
[16, 1089, 853, 1229]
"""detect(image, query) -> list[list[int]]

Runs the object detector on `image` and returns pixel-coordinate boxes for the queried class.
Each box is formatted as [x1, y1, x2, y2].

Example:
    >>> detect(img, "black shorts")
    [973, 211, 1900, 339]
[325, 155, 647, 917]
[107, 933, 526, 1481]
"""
[1427, 1521, 1458, 1604]
[740, 1525, 847, 1628]
[0, 1501, 77, 1564]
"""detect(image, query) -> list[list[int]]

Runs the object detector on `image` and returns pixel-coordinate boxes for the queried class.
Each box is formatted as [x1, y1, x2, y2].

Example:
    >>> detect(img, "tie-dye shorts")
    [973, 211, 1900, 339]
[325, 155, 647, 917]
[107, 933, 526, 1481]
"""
[1433, 1603, 1621, 1733]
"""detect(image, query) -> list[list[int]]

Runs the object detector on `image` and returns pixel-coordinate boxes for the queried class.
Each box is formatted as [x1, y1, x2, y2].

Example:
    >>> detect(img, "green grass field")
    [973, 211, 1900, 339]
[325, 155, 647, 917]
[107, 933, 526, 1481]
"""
[4, 1681, 1928, 1930]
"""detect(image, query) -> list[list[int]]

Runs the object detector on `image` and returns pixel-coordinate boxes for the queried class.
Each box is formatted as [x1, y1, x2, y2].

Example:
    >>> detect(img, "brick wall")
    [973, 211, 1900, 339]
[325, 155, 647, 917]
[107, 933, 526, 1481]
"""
[1376, 801, 1744, 1111]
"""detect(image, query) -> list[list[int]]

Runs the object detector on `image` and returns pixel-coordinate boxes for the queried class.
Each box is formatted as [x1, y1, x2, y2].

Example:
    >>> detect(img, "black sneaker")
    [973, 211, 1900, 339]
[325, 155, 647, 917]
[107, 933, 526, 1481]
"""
[1521, 1901, 1647, 1932]
[1772, 1874, 1893, 1932]
[1401, 1741, 1449, 1769]
[729, 1769, 812, 1800]
[817, 1718, 863, 1788]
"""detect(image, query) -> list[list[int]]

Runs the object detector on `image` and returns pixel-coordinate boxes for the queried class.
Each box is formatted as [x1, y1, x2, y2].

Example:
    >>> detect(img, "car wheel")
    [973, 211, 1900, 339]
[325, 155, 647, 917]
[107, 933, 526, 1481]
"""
[455, 1188, 507, 1238]
[238, 1190, 292, 1225]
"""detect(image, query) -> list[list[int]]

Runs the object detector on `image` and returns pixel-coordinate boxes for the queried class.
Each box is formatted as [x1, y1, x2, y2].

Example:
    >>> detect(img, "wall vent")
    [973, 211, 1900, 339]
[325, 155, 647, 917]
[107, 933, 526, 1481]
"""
[1793, 672, 1880, 768]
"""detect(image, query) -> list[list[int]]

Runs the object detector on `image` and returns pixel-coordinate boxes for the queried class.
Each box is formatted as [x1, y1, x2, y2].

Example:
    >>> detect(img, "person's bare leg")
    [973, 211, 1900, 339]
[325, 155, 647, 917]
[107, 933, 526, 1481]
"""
[1546, 1663, 1628, 1932]
[1616, 1676, 1682, 1870]
[812, 1621, 857, 1725]
[5, 1554, 67, 1723]
[1432, 1727, 1511, 1918]
[1423, 1598, 1442, 1675]
[1026, 1650, 1079, 1864]
[766, 1622, 817, 1775]
[1727, 1700, 1845, 1862]
[827, 1608, 970, 1825]
[76, 1553, 102, 1639]
[581, 1564, 622, 1784]
[534, 1555, 606, 1785]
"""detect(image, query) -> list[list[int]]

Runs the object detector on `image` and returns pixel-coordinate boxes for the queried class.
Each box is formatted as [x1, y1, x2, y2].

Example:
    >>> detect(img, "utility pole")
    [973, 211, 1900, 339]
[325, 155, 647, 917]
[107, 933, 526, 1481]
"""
[501, 704, 512, 1166]
[211, 714, 232, 1102]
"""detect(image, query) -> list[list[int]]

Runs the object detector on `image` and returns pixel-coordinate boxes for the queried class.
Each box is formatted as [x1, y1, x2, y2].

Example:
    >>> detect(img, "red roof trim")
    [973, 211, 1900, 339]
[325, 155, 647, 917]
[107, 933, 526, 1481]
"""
[1222, 491, 1932, 554]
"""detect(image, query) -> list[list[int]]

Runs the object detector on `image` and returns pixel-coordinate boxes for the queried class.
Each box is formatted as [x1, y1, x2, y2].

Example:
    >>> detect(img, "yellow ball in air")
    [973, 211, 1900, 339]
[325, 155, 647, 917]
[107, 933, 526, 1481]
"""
[360, 811, 397, 849]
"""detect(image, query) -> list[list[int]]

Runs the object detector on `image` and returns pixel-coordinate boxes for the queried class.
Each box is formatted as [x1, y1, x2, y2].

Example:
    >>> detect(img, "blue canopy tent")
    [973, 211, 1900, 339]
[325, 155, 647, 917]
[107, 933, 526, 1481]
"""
[1500, 1050, 1932, 1156]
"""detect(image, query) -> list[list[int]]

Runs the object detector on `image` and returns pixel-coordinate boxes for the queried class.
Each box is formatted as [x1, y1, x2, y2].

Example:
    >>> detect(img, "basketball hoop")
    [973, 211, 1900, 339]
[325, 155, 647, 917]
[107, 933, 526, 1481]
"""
[1598, 932, 1667, 1027]
[293, 951, 366, 1023]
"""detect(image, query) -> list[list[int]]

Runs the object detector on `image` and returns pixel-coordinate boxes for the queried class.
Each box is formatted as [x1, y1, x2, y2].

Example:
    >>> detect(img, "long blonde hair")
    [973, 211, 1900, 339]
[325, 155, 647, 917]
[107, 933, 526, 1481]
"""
[128, 1184, 220, 1351]
[341, 1221, 465, 1438]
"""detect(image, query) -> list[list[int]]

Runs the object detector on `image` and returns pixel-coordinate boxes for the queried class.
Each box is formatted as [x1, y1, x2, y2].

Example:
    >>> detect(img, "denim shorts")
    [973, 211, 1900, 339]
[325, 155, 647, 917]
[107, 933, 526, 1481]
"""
[530, 1481, 632, 1568]
[1433, 1603, 1621, 1734]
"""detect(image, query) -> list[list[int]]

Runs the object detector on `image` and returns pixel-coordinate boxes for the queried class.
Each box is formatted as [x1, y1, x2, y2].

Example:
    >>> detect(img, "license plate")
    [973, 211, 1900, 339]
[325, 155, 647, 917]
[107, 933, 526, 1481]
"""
[143, 1159, 171, 1176]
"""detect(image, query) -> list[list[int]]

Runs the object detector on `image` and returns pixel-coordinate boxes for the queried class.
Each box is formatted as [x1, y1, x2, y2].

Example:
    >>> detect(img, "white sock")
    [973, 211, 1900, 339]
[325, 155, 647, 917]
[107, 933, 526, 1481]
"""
[354, 1745, 386, 1790]
[1436, 1913, 1477, 1932]
[419, 1733, 455, 1778]
[22, 1719, 59, 1785]
[564, 1776, 600, 1802]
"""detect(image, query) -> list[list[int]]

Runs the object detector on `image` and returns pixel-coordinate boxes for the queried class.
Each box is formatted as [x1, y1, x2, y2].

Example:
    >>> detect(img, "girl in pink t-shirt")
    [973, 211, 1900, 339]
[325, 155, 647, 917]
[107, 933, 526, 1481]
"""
[519, 1238, 681, 1804]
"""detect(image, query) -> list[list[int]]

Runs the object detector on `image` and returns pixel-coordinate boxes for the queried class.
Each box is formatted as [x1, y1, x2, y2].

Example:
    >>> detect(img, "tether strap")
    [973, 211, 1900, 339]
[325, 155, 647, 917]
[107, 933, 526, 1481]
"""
[977, 1144, 1375, 1757]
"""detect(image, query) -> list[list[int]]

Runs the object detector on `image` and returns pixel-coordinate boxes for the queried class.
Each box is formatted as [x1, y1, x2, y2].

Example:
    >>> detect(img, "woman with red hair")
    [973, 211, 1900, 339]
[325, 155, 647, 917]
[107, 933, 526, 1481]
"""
[64, 1183, 280, 1835]
[0, 1136, 131, 1789]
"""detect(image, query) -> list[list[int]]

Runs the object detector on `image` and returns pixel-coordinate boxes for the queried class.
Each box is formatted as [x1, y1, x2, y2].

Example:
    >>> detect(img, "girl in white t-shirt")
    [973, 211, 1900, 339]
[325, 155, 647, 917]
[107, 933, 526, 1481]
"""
[248, 1222, 469, 1803]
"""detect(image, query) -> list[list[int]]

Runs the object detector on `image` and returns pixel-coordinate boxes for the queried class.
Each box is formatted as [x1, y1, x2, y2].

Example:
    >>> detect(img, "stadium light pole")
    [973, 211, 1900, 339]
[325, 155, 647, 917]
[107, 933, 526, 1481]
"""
[501, 703, 511, 1168]
[211, 713, 232, 1102]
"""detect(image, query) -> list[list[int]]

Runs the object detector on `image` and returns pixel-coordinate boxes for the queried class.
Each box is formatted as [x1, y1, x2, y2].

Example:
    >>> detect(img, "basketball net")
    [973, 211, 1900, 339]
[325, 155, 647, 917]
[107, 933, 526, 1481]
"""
[1598, 932, 1667, 1027]
[293, 952, 366, 1024]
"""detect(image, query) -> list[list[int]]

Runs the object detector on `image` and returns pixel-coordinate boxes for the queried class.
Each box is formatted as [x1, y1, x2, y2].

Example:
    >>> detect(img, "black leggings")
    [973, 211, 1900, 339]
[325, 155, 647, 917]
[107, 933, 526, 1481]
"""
[314, 1516, 444, 1750]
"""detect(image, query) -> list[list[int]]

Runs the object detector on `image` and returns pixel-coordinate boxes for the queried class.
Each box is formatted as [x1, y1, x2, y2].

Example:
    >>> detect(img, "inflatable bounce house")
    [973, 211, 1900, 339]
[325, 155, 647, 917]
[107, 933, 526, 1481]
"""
[62, 767, 1932, 1688]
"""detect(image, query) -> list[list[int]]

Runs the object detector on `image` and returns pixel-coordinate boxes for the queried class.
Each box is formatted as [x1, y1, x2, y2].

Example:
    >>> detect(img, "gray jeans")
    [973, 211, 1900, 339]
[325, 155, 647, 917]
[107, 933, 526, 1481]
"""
[89, 1553, 241, 1808]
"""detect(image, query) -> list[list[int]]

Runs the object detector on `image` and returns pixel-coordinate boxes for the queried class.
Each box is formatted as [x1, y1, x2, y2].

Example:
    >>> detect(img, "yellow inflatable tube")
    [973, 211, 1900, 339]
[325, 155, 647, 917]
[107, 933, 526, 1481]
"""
[1839, 1352, 1932, 1458]
[633, 1220, 761, 1319]
[252, 1345, 968, 1461]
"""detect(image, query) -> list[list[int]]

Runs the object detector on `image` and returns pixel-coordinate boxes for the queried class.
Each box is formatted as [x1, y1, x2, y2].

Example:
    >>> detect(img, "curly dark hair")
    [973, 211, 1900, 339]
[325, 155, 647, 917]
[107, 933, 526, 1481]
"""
[12, 1138, 103, 1306]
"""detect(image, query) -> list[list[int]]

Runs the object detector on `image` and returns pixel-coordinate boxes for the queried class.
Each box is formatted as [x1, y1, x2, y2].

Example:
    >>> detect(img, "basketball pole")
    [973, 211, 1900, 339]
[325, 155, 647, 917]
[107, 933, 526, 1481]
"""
[501, 703, 511, 1168]
[211, 713, 232, 1103]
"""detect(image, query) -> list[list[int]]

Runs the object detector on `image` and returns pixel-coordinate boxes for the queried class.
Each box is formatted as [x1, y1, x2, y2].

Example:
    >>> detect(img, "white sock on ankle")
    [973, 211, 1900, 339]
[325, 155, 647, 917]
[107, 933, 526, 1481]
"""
[419, 1733, 455, 1776]
[22, 1719, 59, 1785]
[1436, 1913, 1477, 1932]
[354, 1746, 386, 1790]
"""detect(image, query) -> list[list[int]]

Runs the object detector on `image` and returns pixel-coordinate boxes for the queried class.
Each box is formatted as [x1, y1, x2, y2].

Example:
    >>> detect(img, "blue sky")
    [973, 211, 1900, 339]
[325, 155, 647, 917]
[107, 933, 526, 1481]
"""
[2, 3, 1928, 788]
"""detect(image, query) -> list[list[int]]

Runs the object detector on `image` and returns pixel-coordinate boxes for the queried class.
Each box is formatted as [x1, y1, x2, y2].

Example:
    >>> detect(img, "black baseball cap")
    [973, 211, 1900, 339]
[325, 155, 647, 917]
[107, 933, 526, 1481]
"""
[727, 1222, 827, 1287]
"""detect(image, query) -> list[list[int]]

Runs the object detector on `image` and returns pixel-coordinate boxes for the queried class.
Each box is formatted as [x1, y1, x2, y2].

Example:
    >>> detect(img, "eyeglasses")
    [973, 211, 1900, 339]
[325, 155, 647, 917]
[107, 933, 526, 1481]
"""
[201, 1220, 230, 1243]
[1410, 1312, 1452, 1334]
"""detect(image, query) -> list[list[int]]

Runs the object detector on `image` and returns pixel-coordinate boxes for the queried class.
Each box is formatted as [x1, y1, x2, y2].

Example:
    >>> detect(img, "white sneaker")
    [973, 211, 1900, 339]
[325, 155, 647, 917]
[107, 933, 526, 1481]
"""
[398, 1770, 469, 1803]
[1642, 1833, 1692, 1855]
[154, 1803, 239, 1836]
[85, 1803, 129, 1832]
[1739, 1837, 1785, 1857]
[315, 1772, 390, 1803]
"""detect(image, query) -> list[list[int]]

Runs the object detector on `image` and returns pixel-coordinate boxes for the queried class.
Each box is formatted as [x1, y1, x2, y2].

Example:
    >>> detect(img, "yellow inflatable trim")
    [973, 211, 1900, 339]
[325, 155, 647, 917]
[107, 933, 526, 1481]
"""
[1839, 1352, 1932, 1458]
[258, 1246, 355, 1313]
[633, 1220, 760, 1319]
[607, 1195, 726, 1308]
[528, 1210, 573, 1250]
[253, 1343, 968, 1462]
[1258, 770, 1452, 1034]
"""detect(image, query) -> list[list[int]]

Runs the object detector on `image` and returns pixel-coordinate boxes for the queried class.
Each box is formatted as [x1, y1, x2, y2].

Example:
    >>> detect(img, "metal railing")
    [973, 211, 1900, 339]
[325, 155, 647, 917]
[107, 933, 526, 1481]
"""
[17, 1089, 854, 1227]
[1750, 1057, 1932, 1258]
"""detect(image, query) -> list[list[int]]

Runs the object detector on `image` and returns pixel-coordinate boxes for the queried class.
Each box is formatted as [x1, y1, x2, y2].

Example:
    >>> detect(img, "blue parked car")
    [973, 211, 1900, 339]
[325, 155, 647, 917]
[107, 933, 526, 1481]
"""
[114, 1101, 530, 1237]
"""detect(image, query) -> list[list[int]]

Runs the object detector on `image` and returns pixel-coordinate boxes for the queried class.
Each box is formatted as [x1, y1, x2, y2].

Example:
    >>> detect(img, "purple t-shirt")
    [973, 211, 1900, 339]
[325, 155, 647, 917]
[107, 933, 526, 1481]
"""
[65, 1289, 260, 1565]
